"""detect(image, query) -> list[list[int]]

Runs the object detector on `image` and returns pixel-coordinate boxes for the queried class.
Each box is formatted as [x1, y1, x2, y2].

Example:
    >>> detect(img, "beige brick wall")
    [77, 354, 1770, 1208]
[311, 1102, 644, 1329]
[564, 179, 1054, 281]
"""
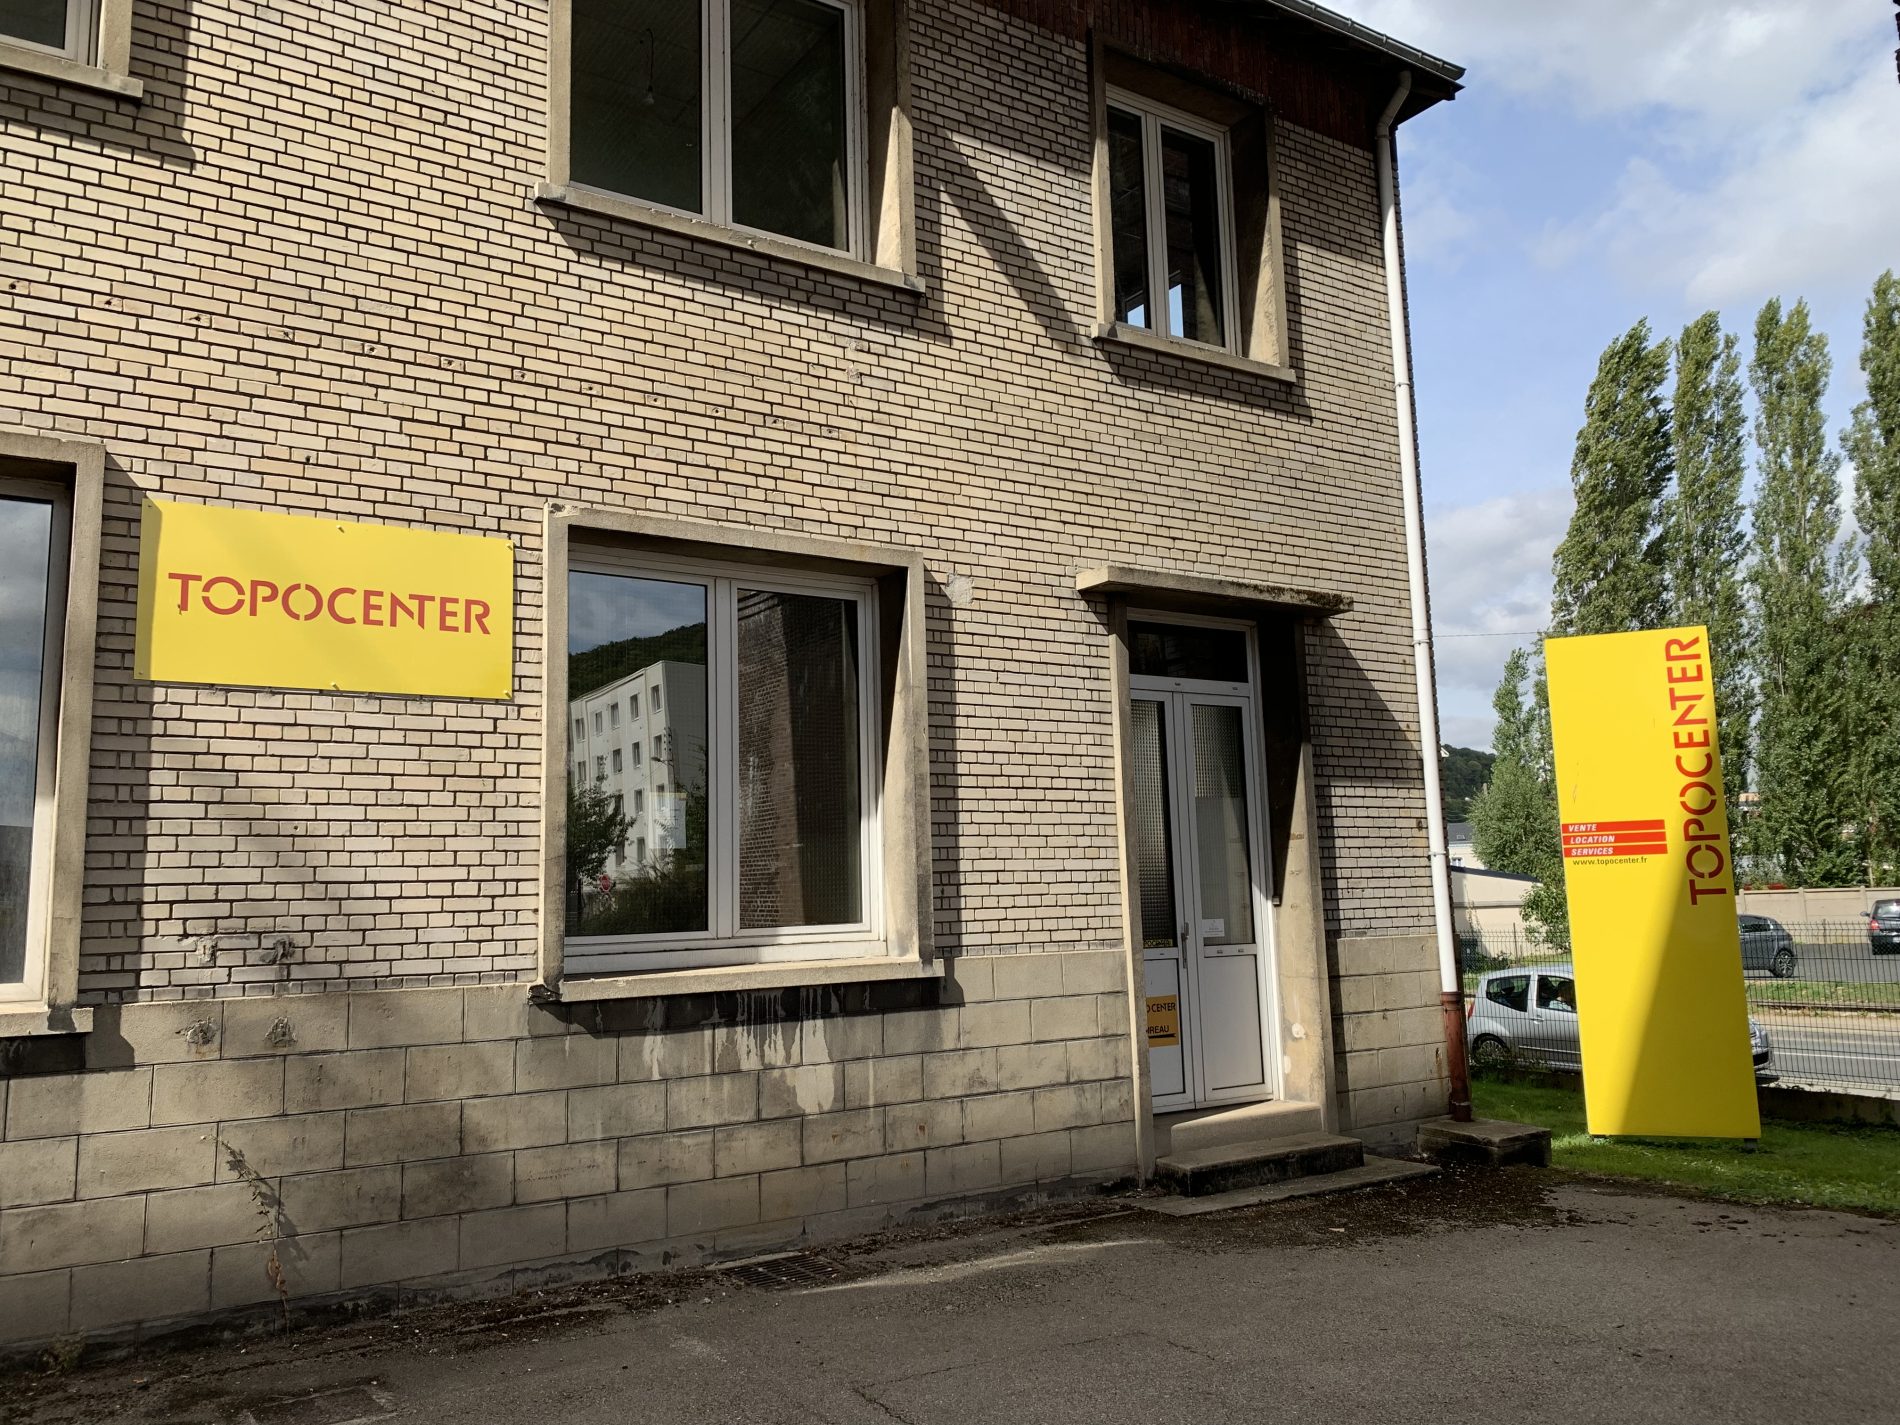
[0, 951, 1136, 1346]
[0, 0, 1431, 1003]
[0, 0, 1451, 1336]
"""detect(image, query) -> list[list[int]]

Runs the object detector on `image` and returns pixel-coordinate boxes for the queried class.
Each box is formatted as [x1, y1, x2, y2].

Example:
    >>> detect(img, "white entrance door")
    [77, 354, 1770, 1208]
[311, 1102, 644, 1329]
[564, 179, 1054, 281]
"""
[1130, 651, 1279, 1112]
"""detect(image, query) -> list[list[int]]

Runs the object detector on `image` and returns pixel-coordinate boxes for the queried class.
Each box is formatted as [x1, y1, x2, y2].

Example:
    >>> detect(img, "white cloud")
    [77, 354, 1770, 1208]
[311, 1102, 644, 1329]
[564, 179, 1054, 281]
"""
[1352, 2, 1894, 307]
[1352, 1, 1874, 127]
[1542, 65, 1900, 307]
[1424, 485, 1571, 749]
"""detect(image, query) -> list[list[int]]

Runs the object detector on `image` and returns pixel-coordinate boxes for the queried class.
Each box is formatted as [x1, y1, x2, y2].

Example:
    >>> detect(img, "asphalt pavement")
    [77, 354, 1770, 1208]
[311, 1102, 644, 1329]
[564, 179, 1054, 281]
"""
[8, 1168, 1898, 1425]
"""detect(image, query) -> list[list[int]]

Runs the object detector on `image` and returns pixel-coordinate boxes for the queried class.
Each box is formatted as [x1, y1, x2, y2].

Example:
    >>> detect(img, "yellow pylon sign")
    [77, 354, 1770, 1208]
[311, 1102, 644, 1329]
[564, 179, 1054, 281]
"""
[1545, 626, 1760, 1138]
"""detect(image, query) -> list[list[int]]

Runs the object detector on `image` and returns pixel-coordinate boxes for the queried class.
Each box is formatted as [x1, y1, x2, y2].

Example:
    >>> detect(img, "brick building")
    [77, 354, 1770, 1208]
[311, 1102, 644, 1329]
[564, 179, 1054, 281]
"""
[0, 0, 1463, 1345]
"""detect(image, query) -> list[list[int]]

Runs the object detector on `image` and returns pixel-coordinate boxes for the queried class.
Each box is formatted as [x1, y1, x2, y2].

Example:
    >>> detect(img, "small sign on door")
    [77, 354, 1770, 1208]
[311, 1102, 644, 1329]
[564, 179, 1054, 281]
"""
[1146, 994, 1181, 1048]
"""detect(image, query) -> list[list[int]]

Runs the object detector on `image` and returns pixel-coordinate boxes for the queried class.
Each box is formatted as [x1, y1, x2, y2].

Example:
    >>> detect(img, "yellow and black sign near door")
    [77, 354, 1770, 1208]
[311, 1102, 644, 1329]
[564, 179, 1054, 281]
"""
[1145, 994, 1181, 1048]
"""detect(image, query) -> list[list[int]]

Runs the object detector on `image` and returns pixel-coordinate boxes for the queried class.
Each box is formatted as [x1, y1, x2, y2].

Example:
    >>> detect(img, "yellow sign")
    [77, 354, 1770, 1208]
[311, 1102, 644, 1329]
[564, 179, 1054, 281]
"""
[1145, 995, 1180, 1048]
[135, 500, 514, 699]
[1546, 625, 1758, 1138]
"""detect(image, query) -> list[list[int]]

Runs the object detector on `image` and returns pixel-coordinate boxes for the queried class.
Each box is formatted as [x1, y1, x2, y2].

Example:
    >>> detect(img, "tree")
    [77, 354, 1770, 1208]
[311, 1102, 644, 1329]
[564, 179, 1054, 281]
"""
[1550, 320, 1674, 636]
[1439, 745, 1497, 822]
[1749, 297, 1857, 885]
[567, 776, 632, 896]
[1666, 312, 1755, 806]
[1843, 271, 1900, 879]
[1469, 648, 1567, 945]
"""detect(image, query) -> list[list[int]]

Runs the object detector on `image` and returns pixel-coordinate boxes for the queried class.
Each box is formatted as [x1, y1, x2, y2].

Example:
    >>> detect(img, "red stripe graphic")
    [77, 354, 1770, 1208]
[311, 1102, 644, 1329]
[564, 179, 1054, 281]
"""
[1560, 820, 1665, 834]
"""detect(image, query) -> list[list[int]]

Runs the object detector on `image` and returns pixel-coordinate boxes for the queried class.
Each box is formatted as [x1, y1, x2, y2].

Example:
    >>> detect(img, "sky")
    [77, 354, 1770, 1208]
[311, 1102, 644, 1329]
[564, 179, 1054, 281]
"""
[1341, 0, 1899, 750]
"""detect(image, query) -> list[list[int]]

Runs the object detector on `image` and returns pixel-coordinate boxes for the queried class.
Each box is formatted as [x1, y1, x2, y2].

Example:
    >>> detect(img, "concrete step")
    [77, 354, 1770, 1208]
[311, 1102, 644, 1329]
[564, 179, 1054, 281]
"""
[1138, 1155, 1439, 1216]
[1156, 1099, 1324, 1157]
[1154, 1131, 1364, 1197]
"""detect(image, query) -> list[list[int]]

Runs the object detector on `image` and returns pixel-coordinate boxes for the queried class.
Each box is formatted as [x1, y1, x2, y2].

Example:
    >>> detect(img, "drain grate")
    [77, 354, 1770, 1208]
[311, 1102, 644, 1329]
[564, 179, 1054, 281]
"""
[714, 1251, 848, 1291]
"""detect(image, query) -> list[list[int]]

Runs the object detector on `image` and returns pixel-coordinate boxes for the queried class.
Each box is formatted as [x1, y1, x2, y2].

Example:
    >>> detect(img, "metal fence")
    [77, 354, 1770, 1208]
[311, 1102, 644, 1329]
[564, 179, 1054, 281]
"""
[1455, 920, 1900, 1096]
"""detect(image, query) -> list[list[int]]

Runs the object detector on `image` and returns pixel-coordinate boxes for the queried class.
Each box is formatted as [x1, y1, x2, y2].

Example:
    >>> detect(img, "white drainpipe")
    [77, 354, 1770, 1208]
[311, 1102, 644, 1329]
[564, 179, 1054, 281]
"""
[1375, 69, 1472, 1119]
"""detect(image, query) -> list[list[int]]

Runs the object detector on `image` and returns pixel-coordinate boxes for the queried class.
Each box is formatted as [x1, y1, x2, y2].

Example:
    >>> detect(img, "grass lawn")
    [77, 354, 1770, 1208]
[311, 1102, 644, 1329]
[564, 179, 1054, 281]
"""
[1744, 979, 1900, 1009]
[1473, 1074, 1900, 1216]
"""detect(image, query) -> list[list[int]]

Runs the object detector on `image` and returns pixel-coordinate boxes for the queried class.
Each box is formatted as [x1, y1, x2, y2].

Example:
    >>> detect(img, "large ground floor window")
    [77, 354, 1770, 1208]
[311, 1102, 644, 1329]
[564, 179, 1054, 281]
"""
[563, 546, 881, 967]
[0, 473, 73, 1010]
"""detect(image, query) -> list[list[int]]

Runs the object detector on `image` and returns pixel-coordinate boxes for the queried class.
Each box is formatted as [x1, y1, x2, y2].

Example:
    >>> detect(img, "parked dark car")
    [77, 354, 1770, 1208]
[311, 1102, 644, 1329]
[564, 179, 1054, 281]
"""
[1739, 914, 1798, 978]
[1871, 899, 1900, 955]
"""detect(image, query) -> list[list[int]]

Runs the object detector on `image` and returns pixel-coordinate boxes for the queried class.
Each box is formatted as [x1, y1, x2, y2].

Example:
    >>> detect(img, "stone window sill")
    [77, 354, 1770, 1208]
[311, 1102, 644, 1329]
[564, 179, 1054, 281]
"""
[536, 182, 926, 296]
[542, 954, 942, 1002]
[0, 44, 142, 100]
[1094, 321, 1296, 385]
[0, 1004, 94, 1039]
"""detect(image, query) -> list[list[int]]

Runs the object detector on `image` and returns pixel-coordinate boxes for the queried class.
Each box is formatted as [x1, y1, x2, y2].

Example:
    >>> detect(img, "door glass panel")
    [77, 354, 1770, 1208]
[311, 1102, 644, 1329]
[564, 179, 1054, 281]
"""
[570, 0, 705, 214]
[736, 588, 861, 928]
[566, 572, 710, 936]
[1160, 125, 1226, 346]
[730, 0, 850, 250]
[1129, 699, 1177, 949]
[1190, 704, 1254, 946]
[1128, 621, 1248, 682]
[1107, 106, 1150, 329]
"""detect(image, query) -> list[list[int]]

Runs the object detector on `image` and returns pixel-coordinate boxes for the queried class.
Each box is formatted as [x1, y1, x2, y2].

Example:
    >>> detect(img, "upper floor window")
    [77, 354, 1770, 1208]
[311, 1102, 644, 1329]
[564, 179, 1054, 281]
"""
[1107, 90, 1238, 353]
[609, 702, 620, 728]
[568, 0, 863, 255]
[1, 0, 92, 60]
[628, 691, 640, 718]
[1091, 56, 1290, 379]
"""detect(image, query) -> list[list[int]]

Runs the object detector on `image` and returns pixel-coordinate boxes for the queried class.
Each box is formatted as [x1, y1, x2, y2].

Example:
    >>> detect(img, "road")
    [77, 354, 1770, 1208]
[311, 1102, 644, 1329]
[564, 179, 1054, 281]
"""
[7, 1170, 1898, 1425]
[1760, 1018, 1900, 1093]
[1779, 933, 1899, 986]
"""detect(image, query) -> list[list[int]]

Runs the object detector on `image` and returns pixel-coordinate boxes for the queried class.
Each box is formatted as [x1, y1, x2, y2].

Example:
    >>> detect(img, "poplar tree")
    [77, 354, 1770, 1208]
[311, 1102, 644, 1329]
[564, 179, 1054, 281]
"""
[1470, 648, 1567, 946]
[1749, 297, 1856, 885]
[1666, 313, 1754, 804]
[1843, 271, 1900, 879]
[1550, 320, 1674, 636]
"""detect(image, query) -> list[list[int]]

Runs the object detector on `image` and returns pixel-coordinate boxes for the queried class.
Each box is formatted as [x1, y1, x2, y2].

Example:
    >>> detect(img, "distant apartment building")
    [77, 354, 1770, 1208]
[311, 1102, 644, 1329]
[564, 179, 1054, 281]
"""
[0, 0, 1464, 1347]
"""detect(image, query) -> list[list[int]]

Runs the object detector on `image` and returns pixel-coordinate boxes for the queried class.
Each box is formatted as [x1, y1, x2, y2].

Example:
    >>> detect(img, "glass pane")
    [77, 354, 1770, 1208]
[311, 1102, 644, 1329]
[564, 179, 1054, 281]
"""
[570, 0, 704, 214]
[1107, 107, 1150, 328]
[737, 589, 861, 928]
[566, 570, 709, 937]
[1161, 126, 1226, 346]
[1129, 700, 1177, 950]
[1190, 704, 1253, 946]
[0, 496, 54, 988]
[1128, 621, 1249, 682]
[0, 0, 69, 50]
[730, 0, 849, 250]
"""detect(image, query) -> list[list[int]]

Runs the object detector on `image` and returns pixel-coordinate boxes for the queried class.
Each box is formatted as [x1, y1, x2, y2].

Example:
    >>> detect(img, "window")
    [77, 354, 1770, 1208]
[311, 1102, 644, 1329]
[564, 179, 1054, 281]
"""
[563, 552, 876, 958]
[651, 683, 662, 712]
[609, 702, 620, 729]
[0, 0, 139, 97]
[630, 741, 643, 767]
[1537, 976, 1577, 1014]
[0, 433, 100, 1032]
[575, 762, 586, 786]
[595, 755, 606, 779]
[594, 711, 604, 735]
[567, 0, 862, 254]
[612, 748, 623, 773]
[1105, 91, 1237, 351]
[0, 487, 63, 1004]
[636, 837, 647, 862]
[628, 691, 640, 718]
[574, 717, 585, 743]
[1, 0, 91, 61]
[634, 789, 645, 817]
[1485, 975, 1529, 1013]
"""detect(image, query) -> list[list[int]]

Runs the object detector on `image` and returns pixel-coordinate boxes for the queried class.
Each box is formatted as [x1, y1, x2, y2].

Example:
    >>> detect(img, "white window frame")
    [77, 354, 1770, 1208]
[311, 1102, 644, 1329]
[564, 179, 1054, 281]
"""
[563, 0, 870, 262]
[2, 0, 95, 62]
[1106, 87, 1243, 356]
[564, 544, 884, 971]
[0, 478, 71, 1010]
